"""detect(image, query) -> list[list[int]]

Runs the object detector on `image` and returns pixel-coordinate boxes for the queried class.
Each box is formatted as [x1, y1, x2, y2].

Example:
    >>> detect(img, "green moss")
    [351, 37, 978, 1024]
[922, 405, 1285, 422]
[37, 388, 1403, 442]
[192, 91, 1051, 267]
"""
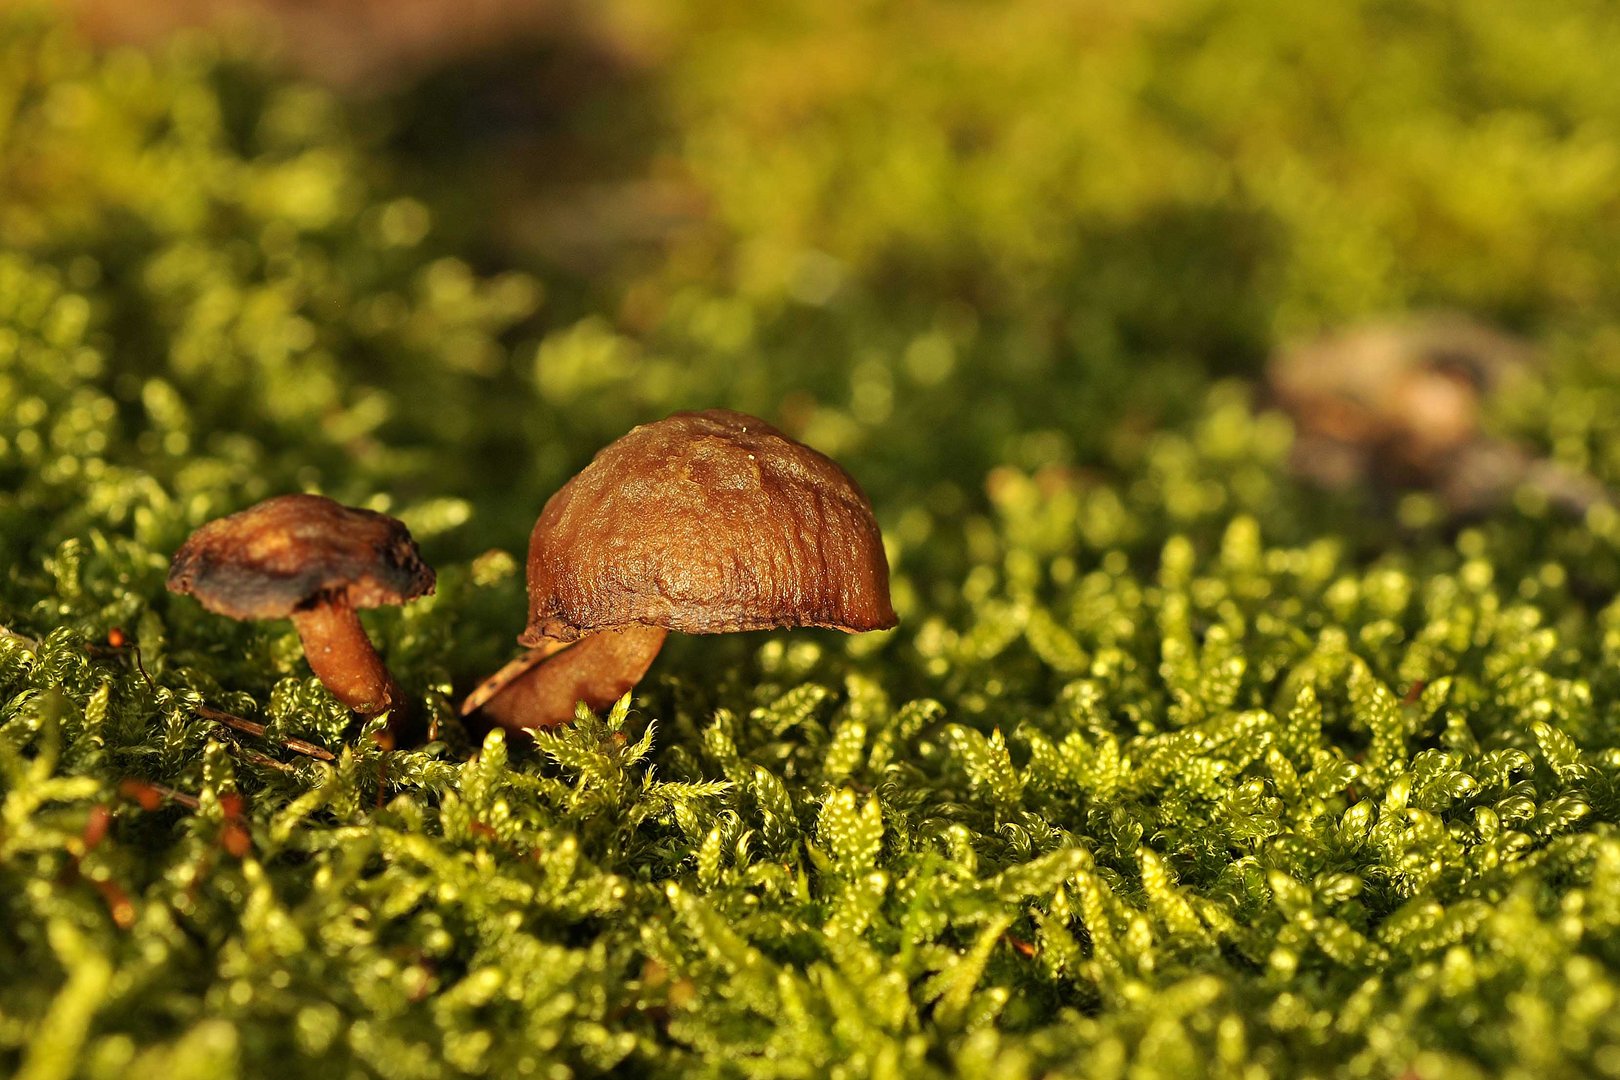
[5, 6, 1620, 1078]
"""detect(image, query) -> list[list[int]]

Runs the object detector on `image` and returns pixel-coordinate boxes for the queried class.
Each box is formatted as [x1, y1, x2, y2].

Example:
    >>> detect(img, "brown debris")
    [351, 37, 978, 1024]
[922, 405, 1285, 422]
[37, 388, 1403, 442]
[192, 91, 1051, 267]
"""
[1269, 313, 1609, 516]
[117, 778, 200, 812]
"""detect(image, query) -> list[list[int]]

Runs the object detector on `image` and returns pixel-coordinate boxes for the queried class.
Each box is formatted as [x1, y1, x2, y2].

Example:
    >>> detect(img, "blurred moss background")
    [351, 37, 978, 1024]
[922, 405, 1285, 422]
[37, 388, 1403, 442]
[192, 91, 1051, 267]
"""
[6, 1, 1620, 1077]
[17, 0, 1620, 543]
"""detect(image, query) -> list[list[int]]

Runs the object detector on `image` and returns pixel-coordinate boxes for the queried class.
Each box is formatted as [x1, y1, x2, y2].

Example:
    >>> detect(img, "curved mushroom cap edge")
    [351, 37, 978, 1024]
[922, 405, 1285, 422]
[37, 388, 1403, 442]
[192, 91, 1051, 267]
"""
[167, 493, 436, 621]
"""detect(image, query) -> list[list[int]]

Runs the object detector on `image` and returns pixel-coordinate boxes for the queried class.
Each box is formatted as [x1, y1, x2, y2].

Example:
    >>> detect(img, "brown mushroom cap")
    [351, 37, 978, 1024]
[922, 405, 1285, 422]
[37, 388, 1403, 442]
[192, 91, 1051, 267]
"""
[167, 494, 435, 620]
[521, 409, 896, 646]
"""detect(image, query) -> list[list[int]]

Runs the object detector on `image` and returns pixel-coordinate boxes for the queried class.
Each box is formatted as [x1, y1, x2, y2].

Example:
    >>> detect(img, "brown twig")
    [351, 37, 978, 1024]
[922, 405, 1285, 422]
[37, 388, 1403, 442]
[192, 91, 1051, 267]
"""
[240, 748, 301, 775]
[197, 704, 336, 761]
[117, 778, 200, 811]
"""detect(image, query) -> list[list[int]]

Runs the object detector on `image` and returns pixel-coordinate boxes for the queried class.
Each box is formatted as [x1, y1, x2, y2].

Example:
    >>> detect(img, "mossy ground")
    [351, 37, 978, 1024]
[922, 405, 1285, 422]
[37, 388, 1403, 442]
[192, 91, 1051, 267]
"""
[5, 4, 1620, 1077]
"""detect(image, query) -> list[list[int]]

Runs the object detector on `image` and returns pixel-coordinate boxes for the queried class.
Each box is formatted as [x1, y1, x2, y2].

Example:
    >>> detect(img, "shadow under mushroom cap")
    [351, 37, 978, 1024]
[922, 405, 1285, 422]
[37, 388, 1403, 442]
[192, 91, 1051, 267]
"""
[167, 494, 436, 621]
[522, 409, 896, 645]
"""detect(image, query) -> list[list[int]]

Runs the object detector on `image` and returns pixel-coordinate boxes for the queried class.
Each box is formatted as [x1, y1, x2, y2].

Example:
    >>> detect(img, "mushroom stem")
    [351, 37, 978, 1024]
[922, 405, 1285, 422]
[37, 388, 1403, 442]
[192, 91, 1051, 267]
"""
[468, 624, 668, 732]
[459, 639, 570, 718]
[291, 598, 409, 747]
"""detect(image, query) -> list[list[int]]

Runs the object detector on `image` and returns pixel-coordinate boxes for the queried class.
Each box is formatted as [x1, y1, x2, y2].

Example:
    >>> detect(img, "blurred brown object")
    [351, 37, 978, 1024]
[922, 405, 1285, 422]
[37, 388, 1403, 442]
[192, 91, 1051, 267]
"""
[54, 0, 581, 89]
[1269, 313, 1608, 516]
[45, 0, 703, 272]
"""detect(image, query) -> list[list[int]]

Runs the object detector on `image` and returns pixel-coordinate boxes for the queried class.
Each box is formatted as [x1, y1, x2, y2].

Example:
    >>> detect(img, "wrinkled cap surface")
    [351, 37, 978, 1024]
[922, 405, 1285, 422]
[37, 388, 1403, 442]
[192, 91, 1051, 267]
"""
[522, 409, 896, 644]
[167, 494, 436, 620]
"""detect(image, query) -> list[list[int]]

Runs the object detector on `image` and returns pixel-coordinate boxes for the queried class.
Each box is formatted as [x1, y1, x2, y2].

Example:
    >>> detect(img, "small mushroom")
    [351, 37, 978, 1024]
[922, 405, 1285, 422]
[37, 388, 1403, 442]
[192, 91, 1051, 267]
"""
[1268, 313, 1608, 515]
[167, 494, 436, 748]
[465, 409, 896, 731]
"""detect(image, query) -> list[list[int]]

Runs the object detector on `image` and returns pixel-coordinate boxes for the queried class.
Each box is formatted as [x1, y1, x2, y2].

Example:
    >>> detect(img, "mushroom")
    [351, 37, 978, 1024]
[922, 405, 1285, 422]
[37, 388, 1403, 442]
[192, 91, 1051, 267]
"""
[464, 409, 896, 731]
[1268, 313, 1608, 515]
[167, 493, 436, 748]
